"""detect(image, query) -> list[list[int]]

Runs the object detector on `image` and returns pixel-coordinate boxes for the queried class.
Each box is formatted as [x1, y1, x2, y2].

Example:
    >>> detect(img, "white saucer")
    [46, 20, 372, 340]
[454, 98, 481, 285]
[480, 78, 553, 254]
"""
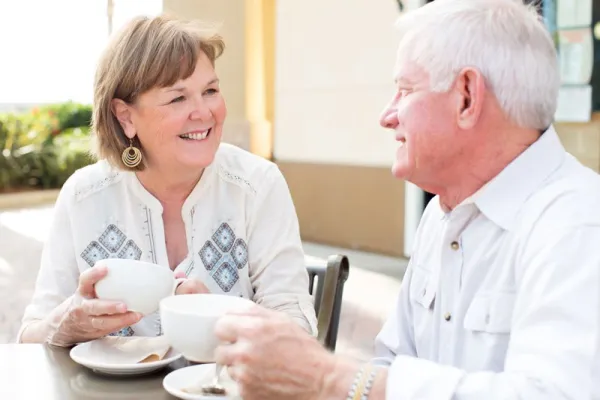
[163, 364, 241, 400]
[70, 341, 182, 376]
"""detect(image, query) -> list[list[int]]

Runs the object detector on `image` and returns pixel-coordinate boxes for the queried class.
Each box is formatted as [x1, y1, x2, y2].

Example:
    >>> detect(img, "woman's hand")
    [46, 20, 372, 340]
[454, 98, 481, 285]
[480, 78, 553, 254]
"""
[45, 264, 143, 346]
[174, 271, 211, 294]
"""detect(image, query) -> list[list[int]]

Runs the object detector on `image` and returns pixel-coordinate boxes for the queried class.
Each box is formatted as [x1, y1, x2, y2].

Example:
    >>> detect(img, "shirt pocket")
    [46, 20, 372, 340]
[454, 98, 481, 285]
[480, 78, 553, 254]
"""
[409, 266, 436, 310]
[409, 266, 437, 353]
[463, 292, 516, 333]
[462, 292, 515, 370]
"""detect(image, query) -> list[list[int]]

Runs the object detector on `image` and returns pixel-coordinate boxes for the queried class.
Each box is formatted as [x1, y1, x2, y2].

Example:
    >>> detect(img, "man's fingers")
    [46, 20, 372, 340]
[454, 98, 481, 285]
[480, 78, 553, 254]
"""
[214, 341, 238, 367]
[81, 299, 128, 316]
[225, 303, 270, 317]
[215, 313, 266, 343]
[90, 312, 143, 331]
[78, 265, 108, 298]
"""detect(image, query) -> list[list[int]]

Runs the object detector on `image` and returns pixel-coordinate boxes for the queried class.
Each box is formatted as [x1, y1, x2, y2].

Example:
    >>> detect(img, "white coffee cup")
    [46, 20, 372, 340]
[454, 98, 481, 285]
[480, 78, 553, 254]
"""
[160, 294, 254, 363]
[94, 259, 177, 316]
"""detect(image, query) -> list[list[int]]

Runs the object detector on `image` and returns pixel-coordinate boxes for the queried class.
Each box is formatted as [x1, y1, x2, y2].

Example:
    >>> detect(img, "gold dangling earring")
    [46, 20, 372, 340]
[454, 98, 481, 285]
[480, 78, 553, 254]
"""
[121, 138, 142, 168]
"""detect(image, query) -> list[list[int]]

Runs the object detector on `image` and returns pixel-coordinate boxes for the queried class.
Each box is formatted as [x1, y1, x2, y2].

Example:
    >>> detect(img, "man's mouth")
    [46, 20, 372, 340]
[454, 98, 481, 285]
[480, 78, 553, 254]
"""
[179, 128, 211, 141]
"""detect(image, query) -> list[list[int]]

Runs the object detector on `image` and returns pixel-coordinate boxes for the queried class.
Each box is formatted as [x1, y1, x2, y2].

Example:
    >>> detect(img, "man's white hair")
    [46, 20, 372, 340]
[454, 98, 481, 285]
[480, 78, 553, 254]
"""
[396, 0, 559, 130]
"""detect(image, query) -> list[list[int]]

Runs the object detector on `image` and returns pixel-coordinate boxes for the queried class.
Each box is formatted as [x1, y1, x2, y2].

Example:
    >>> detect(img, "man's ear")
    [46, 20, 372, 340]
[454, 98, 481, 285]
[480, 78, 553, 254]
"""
[453, 67, 485, 130]
[111, 99, 136, 139]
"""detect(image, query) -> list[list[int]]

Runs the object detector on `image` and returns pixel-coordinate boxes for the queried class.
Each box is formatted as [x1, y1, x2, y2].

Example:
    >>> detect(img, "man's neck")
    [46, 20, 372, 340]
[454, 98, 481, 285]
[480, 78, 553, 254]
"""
[435, 127, 542, 211]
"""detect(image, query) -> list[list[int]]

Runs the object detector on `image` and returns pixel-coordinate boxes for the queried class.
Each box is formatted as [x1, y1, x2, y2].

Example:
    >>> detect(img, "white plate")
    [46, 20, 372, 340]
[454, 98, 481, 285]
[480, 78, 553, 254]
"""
[70, 340, 182, 376]
[163, 364, 241, 400]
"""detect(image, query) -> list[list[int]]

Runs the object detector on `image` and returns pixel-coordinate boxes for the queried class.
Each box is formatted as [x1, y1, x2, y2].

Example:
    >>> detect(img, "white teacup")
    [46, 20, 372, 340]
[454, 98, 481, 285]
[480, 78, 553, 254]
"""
[160, 294, 254, 363]
[94, 259, 177, 316]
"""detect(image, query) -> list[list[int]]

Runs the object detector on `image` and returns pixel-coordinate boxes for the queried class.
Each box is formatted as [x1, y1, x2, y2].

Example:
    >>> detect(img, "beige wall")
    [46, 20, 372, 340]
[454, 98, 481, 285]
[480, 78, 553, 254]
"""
[273, 0, 407, 256]
[273, 0, 401, 167]
[162, 0, 250, 150]
[556, 114, 600, 173]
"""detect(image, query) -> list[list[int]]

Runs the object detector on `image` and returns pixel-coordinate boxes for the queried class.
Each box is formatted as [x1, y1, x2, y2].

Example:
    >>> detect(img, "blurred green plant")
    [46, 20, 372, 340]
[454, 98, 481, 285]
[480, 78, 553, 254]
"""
[0, 102, 95, 192]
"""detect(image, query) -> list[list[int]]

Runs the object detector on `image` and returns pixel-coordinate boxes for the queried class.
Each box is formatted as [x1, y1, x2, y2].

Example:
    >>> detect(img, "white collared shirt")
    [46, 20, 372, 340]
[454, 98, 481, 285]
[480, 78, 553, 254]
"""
[18, 143, 317, 340]
[374, 127, 600, 399]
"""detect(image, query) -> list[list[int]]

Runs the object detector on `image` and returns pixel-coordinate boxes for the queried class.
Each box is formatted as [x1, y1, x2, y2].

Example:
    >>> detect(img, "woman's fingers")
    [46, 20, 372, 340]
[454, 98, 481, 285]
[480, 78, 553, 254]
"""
[78, 264, 108, 298]
[81, 299, 128, 316]
[89, 312, 143, 331]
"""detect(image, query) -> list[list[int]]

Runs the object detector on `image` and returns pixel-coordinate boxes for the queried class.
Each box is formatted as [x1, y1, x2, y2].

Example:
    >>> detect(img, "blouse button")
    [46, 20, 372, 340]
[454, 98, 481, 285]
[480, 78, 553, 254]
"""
[450, 241, 460, 250]
[443, 312, 452, 321]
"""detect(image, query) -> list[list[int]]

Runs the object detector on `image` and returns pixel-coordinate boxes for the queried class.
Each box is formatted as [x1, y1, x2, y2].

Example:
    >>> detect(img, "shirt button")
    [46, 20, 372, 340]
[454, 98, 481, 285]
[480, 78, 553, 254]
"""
[444, 312, 452, 321]
[450, 241, 460, 250]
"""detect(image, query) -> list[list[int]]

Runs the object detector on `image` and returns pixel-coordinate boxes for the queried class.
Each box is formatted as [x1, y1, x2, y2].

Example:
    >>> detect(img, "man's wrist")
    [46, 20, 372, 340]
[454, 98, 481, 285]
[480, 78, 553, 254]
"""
[318, 355, 361, 400]
[318, 357, 388, 400]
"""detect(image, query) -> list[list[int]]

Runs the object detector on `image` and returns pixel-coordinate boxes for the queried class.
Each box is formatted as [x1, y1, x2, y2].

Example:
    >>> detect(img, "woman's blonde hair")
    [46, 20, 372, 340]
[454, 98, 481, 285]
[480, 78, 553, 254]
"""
[91, 14, 225, 171]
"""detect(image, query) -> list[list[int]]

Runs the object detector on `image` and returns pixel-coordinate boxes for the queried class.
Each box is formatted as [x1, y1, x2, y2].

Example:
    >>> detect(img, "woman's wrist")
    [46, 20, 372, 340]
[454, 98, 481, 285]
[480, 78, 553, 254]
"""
[22, 295, 78, 346]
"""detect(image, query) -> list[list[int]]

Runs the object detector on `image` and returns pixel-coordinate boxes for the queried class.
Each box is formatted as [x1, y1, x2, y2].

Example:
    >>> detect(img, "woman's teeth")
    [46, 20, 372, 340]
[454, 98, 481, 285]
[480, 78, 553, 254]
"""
[180, 130, 210, 140]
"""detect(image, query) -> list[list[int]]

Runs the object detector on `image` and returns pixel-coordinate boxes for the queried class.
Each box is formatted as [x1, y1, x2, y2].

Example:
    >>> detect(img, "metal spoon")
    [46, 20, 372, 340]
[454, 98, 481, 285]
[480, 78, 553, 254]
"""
[201, 363, 227, 396]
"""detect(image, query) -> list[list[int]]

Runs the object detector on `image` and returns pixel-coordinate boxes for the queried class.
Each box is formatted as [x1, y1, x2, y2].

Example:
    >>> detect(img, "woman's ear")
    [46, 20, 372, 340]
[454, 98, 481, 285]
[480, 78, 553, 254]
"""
[111, 99, 136, 139]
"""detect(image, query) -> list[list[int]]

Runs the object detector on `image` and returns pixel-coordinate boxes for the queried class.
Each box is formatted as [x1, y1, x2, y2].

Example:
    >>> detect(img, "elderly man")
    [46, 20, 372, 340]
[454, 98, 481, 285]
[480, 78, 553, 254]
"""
[214, 0, 600, 399]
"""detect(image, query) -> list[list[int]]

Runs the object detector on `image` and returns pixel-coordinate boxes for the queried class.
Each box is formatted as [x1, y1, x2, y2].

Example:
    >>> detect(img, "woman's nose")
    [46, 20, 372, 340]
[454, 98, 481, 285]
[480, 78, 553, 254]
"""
[190, 98, 212, 121]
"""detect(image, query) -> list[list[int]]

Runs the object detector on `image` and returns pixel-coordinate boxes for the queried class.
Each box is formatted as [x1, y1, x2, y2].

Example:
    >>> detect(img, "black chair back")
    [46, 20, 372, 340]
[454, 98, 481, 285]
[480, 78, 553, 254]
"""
[306, 254, 350, 351]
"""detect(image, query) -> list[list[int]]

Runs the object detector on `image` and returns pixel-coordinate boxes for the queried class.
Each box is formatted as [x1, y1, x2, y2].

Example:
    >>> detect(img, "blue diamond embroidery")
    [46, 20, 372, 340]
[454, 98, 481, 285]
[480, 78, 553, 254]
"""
[98, 224, 127, 253]
[212, 261, 238, 292]
[231, 238, 248, 269]
[81, 241, 110, 267]
[212, 223, 235, 252]
[200, 241, 222, 271]
[109, 326, 135, 337]
[117, 239, 142, 260]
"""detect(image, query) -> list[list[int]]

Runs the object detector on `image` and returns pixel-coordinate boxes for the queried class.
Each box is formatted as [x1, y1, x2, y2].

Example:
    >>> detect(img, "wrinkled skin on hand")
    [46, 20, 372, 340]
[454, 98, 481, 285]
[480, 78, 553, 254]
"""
[46, 265, 143, 347]
[214, 305, 337, 400]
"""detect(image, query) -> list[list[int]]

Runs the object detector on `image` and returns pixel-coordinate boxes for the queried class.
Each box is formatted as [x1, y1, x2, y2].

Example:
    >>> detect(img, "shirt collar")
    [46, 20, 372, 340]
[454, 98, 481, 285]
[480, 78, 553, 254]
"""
[125, 162, 216, 214]
[473, 126, 566, 231]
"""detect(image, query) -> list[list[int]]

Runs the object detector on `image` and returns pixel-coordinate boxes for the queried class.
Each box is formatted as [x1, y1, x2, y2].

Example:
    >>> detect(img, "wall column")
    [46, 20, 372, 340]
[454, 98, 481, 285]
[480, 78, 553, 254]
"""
[245, 0, 276, 159]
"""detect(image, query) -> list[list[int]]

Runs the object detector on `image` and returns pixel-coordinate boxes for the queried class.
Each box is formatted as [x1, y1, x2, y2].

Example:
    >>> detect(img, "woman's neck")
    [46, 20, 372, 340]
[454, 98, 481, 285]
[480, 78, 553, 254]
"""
[135, 167, 204, 205]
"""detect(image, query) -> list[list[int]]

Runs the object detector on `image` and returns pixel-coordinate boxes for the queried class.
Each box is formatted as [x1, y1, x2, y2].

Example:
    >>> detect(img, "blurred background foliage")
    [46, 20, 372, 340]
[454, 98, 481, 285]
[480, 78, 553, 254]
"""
[0, 102, 94, 192]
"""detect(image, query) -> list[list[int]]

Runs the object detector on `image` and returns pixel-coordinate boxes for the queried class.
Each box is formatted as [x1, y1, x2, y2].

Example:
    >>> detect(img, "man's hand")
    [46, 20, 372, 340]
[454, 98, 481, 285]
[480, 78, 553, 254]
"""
[214, 305, 337, 400]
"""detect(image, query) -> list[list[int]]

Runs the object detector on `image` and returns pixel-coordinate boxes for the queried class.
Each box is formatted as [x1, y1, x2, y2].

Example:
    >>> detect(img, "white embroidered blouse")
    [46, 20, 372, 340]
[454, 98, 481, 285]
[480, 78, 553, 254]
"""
[18, 143, 317, 339]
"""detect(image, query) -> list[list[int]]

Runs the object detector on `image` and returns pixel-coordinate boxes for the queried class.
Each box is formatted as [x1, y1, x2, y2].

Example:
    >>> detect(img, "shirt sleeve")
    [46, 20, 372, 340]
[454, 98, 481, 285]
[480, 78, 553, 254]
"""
[246, 165, 318, 335]
[16, 176, 80, 342]
[371, 264, 417, 366]
[385, 225, 600, 400]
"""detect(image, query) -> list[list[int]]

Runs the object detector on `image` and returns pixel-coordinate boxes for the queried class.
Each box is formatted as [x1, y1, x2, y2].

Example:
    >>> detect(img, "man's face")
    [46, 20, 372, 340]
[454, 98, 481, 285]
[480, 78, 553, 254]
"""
[379, 59, 467, 190]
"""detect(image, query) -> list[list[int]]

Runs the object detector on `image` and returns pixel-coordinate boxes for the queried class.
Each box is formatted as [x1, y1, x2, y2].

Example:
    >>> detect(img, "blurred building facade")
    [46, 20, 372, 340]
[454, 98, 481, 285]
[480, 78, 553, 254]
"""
[164, 0, 600, 257]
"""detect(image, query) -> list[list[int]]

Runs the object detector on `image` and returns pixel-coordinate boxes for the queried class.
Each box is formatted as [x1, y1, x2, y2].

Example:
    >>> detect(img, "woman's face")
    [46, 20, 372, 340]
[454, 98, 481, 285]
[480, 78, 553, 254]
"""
[113, 51, 227, 173]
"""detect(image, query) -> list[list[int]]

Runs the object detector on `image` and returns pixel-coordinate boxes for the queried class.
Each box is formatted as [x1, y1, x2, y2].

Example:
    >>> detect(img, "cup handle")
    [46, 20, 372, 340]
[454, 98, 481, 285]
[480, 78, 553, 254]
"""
[173, 277, 187, 295]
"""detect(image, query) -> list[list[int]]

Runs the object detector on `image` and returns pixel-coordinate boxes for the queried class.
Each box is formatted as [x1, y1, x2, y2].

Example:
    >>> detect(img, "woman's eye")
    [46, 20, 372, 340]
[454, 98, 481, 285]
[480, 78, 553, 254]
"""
[204, 88, 218, 96]
[171, 96, 185, 103]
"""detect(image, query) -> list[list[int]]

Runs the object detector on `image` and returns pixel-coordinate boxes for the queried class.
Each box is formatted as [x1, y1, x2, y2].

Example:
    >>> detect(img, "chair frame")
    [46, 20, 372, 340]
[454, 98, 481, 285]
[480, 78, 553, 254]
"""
[306, 254, 350, 351]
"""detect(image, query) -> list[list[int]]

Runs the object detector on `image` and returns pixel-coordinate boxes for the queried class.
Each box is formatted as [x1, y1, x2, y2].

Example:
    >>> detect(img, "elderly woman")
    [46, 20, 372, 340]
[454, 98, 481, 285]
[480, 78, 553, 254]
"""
[17, 15, 317, 346]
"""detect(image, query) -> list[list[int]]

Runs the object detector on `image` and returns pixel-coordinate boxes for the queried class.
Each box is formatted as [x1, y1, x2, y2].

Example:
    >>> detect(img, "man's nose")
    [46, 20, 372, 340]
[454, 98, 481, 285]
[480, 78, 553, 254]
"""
[379, 105, 399, 129]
